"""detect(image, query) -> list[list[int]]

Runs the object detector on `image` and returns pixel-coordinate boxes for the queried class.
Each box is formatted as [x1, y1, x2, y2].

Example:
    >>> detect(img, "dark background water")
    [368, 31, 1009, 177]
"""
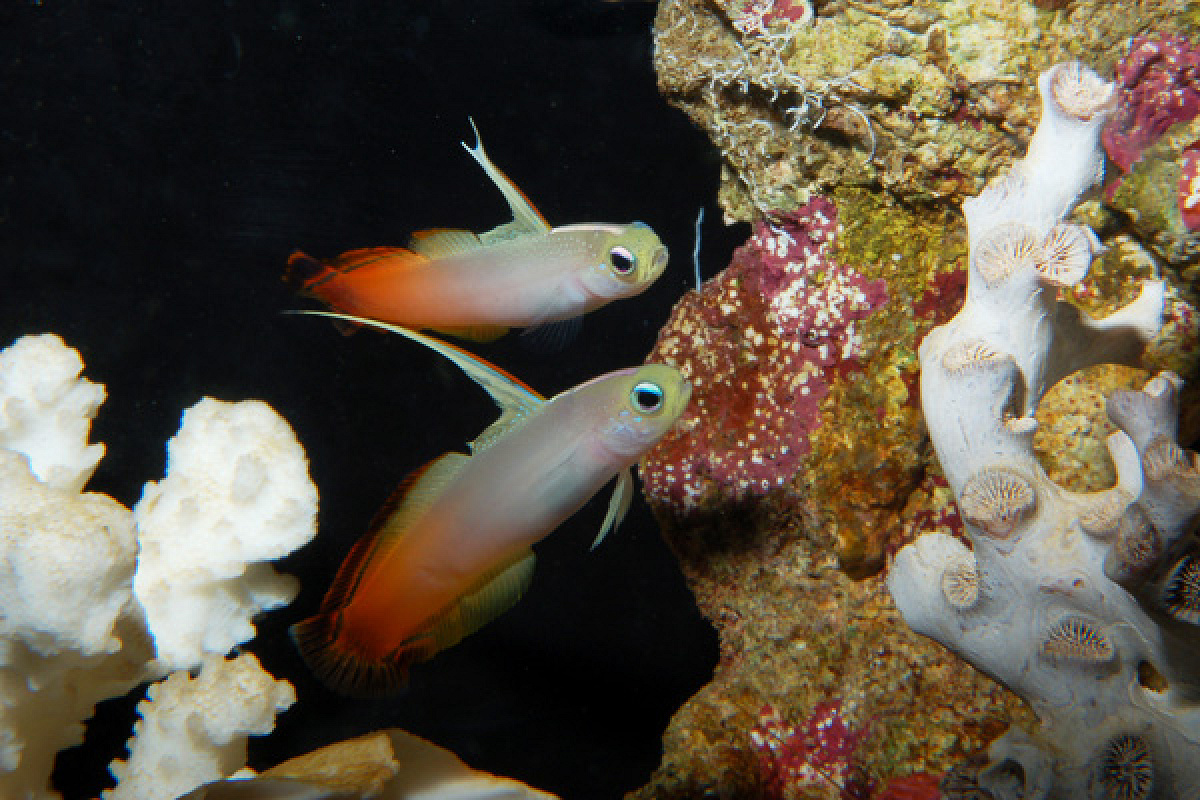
[1, 2, 743, 797]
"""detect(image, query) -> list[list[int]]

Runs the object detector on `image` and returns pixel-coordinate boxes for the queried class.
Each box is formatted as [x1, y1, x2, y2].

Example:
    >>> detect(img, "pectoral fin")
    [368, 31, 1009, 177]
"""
[592, 468, 634, 550]
[519, 315, 582, 353]
[462, 118, 551, 243]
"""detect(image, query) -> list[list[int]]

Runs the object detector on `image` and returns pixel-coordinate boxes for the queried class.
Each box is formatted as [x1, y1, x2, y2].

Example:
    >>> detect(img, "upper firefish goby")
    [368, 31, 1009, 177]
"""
[290, 312, 691, 695]
[284, 121, 669, 344]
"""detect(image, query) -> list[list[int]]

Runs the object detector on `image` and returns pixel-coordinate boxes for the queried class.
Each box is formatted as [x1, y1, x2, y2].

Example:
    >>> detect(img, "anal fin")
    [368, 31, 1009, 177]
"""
[421, 548, 537, 654]
[431, 324, 510, 343]
[519, 315, 582, 353]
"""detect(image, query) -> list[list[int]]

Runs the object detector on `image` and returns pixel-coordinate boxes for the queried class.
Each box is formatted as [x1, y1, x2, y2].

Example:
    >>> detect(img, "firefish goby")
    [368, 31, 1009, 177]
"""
[284, 120, 669, 346]
[290, 312, 691, 695]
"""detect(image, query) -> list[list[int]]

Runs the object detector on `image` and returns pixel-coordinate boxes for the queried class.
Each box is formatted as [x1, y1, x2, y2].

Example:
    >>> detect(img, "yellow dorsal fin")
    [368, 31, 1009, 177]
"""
[318, 452, 470, 614]
[407, 228, 484, 259]
[461, 118, 551, 244]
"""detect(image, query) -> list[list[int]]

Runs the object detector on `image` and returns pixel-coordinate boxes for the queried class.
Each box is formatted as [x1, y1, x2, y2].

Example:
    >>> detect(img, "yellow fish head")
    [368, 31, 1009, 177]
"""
[572, 222, 668, 301]
[591, 364, 691, 462]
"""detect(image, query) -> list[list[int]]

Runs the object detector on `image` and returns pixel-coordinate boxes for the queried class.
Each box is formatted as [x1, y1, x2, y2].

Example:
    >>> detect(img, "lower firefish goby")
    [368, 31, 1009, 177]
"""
[284, 121, 669, 345]
[290, 312, 691, 696]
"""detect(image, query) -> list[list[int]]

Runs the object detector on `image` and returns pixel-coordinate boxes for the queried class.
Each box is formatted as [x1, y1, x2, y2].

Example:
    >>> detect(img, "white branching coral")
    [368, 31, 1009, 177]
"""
[134, 397, 317, 672]
[0, 333, 106, 492]
[105, 653, 296, 800]
[887, 63, 1200, 799]
[0, 448, 150, 799]
[0, 334, 317, 800]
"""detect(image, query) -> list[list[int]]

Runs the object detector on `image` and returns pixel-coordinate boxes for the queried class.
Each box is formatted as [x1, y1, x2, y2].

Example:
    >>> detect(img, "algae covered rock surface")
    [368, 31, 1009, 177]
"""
[635, 2, 1200, 796]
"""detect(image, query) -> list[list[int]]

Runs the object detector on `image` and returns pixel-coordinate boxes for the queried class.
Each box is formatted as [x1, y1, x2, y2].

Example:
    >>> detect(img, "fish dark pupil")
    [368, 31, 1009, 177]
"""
[610, 246, 636, 274]
[632, 382, 663, 412]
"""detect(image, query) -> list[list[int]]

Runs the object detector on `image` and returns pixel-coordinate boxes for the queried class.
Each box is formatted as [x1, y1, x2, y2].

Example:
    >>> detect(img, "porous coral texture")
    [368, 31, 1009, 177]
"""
[0, 449, 151, 800]
[0, 335, 153, 800]
[133, 396, 319, 672]
[0, 334, 318, 799]
[105, 653, 295, 800]
[0, 333, 106, 492]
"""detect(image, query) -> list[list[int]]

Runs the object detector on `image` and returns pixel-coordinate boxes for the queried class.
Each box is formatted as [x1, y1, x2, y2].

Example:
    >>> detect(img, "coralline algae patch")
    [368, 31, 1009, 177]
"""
[749, 700, 870, 799]
[1099, 32, 1200, 266]
[641, 196, 886, 511]
[1102, 32, 1200, 174]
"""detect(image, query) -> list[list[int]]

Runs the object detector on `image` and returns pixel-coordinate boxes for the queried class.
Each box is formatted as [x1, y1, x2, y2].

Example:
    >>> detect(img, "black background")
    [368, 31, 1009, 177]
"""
[1, 2, 743, 797]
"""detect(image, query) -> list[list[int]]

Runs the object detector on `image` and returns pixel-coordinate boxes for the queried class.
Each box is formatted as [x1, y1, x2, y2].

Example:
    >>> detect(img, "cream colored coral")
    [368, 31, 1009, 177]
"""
[0, 449, 151, 800]
[133, 397, 319, 672]
[0, 333, 105, 492]
[0, 333, 318, 798]
[106, 654, 295, 800]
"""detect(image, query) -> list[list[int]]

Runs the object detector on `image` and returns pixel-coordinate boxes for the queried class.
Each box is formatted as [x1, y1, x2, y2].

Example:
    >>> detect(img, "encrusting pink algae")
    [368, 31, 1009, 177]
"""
[642, 196, 885, 511]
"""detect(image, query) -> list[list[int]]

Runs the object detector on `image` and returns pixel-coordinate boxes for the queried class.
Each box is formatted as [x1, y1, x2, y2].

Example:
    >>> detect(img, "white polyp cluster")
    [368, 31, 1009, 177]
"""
[887, 64, 1200, 799]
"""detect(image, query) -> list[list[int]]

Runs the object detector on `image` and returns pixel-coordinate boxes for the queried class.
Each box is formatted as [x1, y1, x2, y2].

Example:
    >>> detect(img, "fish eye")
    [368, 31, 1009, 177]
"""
[630, 381, 664, 413]
[609, 245, 637, 275]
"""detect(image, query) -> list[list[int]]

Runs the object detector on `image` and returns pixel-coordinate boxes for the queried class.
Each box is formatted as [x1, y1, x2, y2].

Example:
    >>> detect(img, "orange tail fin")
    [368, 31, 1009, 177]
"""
[283, 250, 334, 292]
[290, 611, 427, 697]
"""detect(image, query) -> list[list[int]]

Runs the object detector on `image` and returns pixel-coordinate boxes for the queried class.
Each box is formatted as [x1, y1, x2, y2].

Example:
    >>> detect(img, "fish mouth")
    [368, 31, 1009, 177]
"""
[651, 246, 668, 276]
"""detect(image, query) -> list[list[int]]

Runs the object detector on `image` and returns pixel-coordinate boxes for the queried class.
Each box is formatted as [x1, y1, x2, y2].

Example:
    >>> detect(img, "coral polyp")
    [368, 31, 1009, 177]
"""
[1038, 224, 1094, 288]
[940, 556, 981, 611]
[1040, 614, 1116, 666]
[956, 468, 1037, 539]
[1097, 733, 1155, 800]
[1049, 61, 1117, 122]
[1161, 554, 1200, 624]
